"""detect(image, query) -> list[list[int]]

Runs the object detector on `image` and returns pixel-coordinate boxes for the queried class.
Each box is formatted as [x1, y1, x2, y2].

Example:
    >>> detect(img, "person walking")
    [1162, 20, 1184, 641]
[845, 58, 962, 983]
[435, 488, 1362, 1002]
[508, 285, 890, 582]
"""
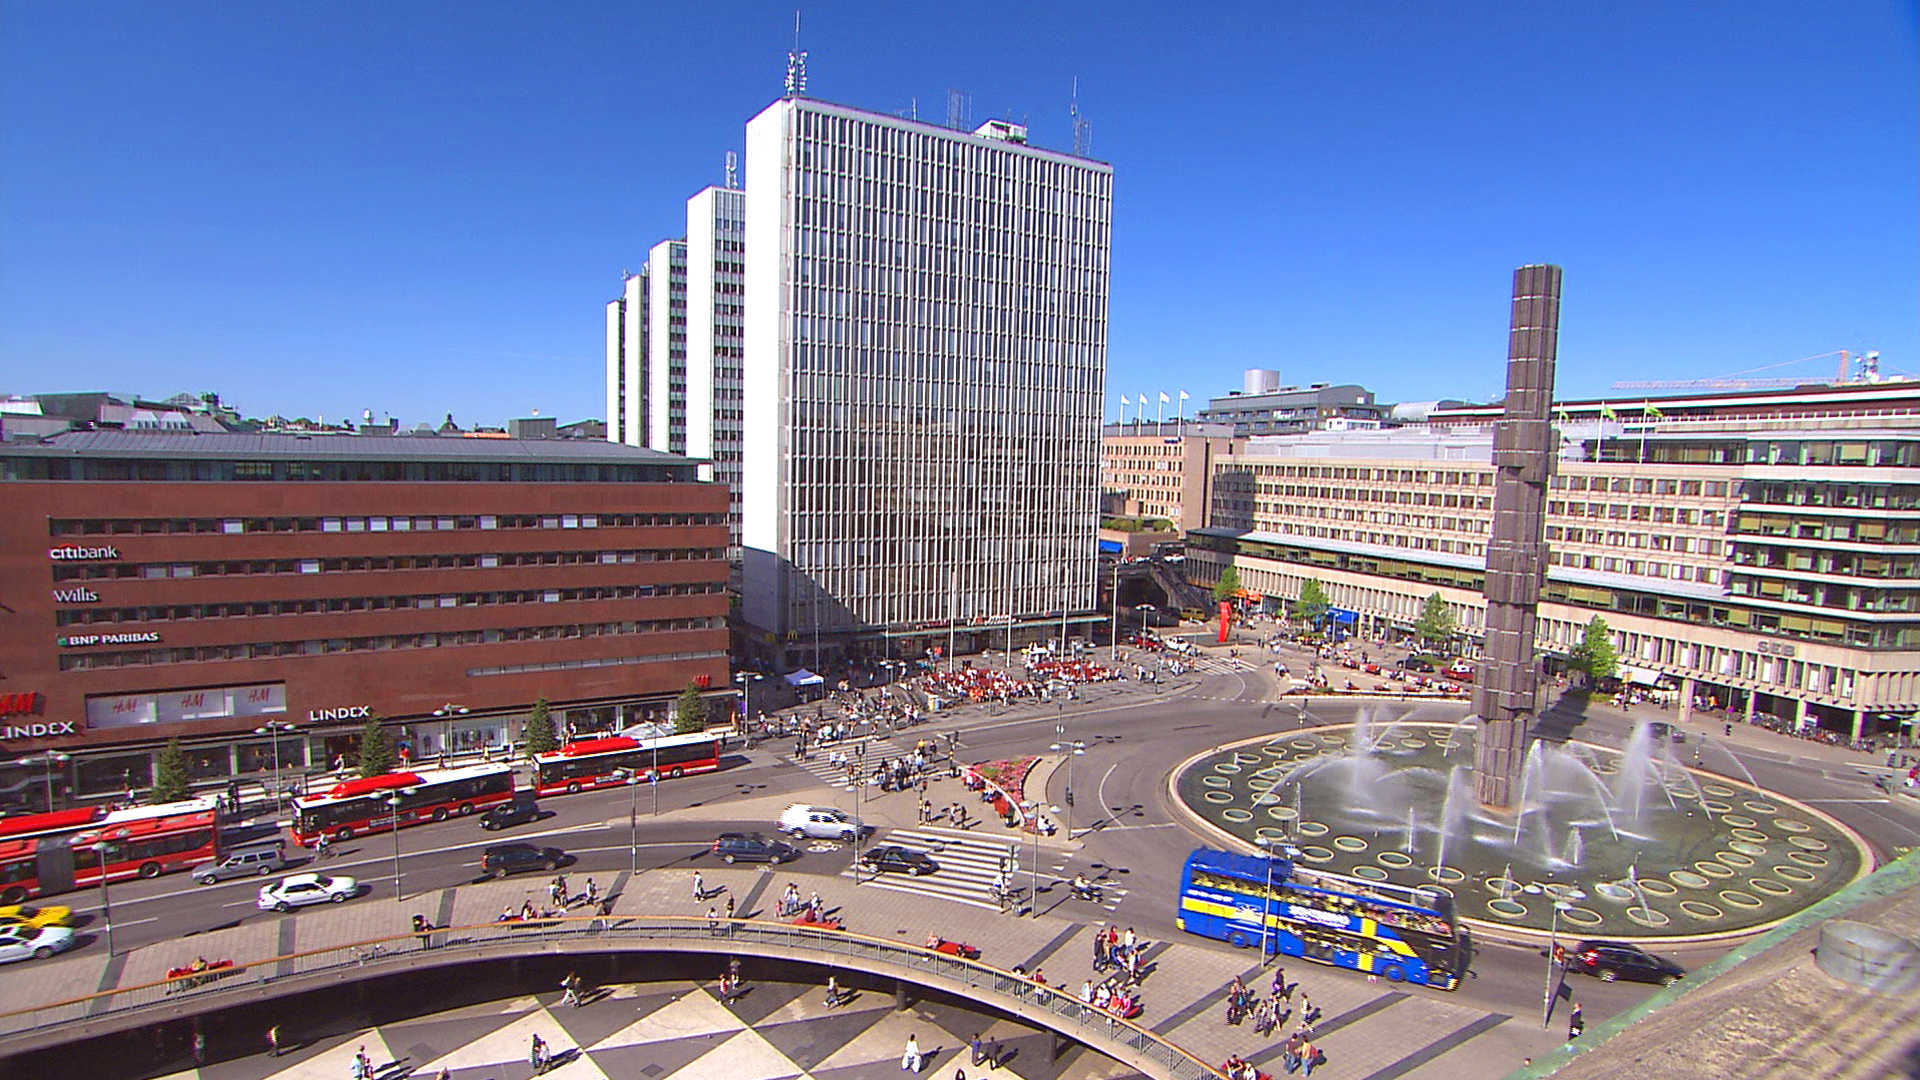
[529, 1033, 548, 1074]
[901, 1032, 923, 1073]
[1568, 1001, 1584, 1040]
[559, 971, 583, 1007]
[970, 1033, 984, 1067]
[692, 870, 706, 902]
[267, 1023, 282, 1057]
[1093, 926, 1108, 970]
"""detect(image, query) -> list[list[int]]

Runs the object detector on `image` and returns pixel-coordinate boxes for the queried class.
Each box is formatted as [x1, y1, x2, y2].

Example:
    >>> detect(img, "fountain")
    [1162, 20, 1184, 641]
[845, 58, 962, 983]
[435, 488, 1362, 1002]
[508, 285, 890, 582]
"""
[1177, 713, 1869, 939]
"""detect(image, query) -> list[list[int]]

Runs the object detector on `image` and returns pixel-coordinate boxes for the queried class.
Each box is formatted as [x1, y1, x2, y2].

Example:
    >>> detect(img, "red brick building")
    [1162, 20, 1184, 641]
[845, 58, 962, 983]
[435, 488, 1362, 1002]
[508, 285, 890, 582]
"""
[0, 431, 732, 809]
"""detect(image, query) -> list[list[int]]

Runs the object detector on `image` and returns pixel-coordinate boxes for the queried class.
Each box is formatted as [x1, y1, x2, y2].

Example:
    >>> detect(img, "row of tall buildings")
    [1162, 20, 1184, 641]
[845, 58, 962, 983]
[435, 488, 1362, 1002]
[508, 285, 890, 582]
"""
[607, 93, 1114, 668]
[1101, 377, 1918, 741]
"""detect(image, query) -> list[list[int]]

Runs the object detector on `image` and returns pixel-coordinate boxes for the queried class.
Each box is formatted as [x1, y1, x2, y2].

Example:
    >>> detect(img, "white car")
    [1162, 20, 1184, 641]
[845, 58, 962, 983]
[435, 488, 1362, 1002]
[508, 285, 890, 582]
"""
[257, 872, 359, 912]
[0, 922, 77, 963]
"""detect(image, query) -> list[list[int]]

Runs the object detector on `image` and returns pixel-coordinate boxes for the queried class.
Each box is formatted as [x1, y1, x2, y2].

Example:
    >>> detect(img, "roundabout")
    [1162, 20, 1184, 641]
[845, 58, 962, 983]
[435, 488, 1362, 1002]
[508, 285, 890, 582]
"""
[1173, 712, 1873, 941]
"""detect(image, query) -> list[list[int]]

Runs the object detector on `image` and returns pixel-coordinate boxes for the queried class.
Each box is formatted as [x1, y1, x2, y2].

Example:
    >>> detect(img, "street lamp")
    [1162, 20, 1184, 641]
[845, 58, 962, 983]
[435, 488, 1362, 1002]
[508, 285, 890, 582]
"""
[1523, 884, 1586, 1026]
[384, 793, 405, 904]
[255, 723, 296, 812]
[15, 752, 70, 812]
[619, 770, 640, 880]
[432, 703, 469, 763]
[1048, 726, 1086, 839]
[1253, 837, 1299, 965]
[96, 841, 115, 956]
[1022, 801, 1061, 918]
[842, 779, 867, 884]
[1110, 559, 1121, 661]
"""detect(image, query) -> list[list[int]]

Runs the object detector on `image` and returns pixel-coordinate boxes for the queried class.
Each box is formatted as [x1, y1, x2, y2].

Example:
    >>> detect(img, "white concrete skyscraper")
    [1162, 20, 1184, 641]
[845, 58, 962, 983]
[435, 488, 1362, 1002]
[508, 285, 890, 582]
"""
[741, 97, 1112, 663]
[686, 185, 747, 559]
[646, 239, 689, 456]
[605, 270, 647, 446]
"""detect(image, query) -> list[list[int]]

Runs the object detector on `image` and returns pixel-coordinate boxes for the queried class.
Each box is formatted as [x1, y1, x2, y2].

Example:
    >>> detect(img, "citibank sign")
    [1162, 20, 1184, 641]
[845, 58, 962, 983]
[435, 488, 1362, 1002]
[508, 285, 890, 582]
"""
[49, 545, 121, 561]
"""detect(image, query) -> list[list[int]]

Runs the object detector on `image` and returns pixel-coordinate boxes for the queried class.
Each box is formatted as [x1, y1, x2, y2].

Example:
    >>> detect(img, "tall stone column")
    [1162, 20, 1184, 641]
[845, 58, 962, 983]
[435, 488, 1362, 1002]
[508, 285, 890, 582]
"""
[1473, 264, 1561, 808]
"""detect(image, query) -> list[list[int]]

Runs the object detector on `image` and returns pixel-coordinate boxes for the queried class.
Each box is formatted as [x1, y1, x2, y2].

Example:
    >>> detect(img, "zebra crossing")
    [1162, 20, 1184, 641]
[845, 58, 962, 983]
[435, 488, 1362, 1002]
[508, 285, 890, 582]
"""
[843, 826, 1016, 911]
[774, 737, 897, 788]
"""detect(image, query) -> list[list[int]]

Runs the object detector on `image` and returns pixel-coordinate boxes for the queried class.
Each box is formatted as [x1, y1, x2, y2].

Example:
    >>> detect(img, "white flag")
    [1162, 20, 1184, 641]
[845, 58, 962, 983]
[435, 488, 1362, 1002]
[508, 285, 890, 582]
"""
[1159, 392, 1171, 405]
[1179, 390, 1190, 402]
[1137, 394, 1147, 407]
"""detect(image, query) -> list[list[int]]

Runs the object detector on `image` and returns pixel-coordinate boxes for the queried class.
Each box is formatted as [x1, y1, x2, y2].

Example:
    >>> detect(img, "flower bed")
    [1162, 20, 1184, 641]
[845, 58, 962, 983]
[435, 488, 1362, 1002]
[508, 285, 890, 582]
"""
[970, 756, 1039, 824]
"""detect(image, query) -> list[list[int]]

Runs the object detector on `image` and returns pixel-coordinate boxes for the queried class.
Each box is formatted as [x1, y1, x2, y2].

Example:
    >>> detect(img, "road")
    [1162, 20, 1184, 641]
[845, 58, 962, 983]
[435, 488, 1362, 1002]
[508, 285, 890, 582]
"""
[40, 635, 1920, 1045]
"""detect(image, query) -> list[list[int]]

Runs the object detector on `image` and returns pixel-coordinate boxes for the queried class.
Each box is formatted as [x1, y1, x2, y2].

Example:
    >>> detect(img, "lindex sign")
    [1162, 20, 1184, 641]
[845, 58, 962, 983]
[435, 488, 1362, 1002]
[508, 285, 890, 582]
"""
[307, 705, 373, 722]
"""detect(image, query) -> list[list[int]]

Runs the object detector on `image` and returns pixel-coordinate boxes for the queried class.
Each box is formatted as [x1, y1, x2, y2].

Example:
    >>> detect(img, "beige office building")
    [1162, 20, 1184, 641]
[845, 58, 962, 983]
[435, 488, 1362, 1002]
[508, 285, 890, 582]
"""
[1101, 423, 1241, 530]
[1189, 384, 1920, 741]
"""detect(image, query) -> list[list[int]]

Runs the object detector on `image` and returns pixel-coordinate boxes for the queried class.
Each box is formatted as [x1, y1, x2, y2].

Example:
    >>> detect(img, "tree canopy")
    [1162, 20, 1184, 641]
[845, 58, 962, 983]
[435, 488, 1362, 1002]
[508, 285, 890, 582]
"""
[1295, 579, 1332, 625]
[1212, 565, 1243, 603]
[1570, 616, 1620, 683]
[357, 719, 397, 778]
[674, 684, 708, 734]
[1416, 592, 1456, 649]
[523, 698, 558, 759]
[152, 738, 191, 803]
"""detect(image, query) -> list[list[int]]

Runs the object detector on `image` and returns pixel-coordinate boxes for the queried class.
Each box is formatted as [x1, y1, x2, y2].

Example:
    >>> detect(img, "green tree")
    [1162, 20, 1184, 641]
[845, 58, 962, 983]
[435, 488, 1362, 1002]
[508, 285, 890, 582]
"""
[674, 684, 708, 734]
[1295, 579, 1332, 625]
[1569, 616, 1619, 684]
[523, 698, 557, 759]
[1416, 592, 1456, 651]
[1212, 564, 1243, 603]
[357, 719, 396, 778]
[152, 738, 191, 803]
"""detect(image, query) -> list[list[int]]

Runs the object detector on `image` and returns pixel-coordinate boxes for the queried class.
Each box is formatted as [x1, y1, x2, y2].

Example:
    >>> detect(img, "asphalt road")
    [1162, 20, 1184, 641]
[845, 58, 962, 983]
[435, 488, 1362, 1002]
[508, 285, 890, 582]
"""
[40, 640, 1920, 1040]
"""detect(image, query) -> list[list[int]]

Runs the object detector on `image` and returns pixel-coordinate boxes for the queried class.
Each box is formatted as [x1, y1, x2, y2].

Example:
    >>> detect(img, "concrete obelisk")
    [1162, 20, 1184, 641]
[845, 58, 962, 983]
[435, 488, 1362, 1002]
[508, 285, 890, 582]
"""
[1473, 264, 1561, 808]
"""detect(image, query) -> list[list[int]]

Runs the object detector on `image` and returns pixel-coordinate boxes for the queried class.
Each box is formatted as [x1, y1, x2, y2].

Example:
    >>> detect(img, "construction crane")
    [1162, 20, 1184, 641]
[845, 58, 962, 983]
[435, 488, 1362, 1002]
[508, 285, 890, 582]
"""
[1611, 350, 1855, 391]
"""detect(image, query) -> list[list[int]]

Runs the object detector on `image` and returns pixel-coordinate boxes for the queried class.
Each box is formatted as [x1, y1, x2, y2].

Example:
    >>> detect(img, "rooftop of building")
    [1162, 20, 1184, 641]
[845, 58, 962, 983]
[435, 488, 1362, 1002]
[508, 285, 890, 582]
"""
[0, 429, 695, 465]
[758, 95, 1112, 169]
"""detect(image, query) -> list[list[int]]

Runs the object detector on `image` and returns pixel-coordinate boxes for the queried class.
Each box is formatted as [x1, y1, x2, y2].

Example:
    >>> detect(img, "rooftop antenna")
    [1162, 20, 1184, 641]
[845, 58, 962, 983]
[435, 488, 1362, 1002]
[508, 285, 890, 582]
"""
[784, 10, 808, 97]
[724, 151, 738, 190]
[1070, 77, 1092, 156]
[946, 88, 971, 130]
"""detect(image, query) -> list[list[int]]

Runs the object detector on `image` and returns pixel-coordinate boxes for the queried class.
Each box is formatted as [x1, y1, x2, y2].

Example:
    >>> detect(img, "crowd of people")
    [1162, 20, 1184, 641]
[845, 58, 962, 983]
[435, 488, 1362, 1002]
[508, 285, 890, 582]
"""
[1220, 966, 1327, 1077]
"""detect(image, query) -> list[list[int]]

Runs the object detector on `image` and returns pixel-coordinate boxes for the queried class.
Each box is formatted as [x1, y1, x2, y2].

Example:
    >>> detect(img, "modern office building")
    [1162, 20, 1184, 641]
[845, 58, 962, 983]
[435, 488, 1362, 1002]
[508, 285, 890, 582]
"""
[647, 240, 690, 456]
[605, 271, 648, 446]
[1190, 385, 1920, 739]
[686, 185, 748, 560]
[740, 97, 1112, 664]
[0, 431, 731, 812]
[1100, 423, 1241, 532]
[1196, 379, 1388, 435]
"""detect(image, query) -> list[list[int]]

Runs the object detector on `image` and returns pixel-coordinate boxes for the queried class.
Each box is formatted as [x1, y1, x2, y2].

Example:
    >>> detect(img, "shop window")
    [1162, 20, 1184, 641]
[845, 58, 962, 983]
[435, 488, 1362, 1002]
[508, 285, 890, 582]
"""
[77, 754, 154, 797]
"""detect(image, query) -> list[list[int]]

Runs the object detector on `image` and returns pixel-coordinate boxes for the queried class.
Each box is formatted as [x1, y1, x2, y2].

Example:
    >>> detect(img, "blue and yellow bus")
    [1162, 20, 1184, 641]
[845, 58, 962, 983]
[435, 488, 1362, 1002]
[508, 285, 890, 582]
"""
[1177, 848, 1461, 989]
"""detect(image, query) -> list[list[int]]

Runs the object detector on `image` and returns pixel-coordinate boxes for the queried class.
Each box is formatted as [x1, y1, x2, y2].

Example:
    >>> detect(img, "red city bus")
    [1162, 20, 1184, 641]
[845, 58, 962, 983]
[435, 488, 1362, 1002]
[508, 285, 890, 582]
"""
[533, 732, 723, 796]
[0, 798, 222, 904]
[291, 763, 513, 846]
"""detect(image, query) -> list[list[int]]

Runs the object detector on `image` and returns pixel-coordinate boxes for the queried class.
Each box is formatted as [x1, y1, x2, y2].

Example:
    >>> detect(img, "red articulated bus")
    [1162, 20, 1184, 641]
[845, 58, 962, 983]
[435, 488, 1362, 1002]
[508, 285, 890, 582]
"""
[0, 798, 222, 904]
[290, 763, 513, 846]
[532, 732, 723, 797]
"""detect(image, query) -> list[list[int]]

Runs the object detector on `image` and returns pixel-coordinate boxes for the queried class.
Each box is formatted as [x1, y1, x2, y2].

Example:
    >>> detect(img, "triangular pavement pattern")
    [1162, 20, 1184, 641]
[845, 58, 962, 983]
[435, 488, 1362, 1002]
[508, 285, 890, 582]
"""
[539, 1047, 612, 1080]
[724, 979, 814, 1027]
[588, 990, 744, 1048]
[382, 1012, 530, 1070]
[580, 1038, 718, 1080]
[413, 1006, 573, 1073]
[809, 1007, 957, 1074]
[546, 999, 653, 1052]
[754, 1005, 900, 1073]
[659, 1028, 802, 1080]
[258, 1029, 398, 1080]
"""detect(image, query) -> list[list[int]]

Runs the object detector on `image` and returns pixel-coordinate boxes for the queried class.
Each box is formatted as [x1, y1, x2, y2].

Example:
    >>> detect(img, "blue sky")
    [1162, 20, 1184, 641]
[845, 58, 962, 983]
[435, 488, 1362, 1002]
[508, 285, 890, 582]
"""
[3, 1, 1914, 427]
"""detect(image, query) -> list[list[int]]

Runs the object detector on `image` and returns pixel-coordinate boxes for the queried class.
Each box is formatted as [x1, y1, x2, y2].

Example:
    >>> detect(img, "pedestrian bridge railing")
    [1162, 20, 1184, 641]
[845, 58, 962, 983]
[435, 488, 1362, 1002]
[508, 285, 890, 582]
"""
[0, 915, 1226, 1080]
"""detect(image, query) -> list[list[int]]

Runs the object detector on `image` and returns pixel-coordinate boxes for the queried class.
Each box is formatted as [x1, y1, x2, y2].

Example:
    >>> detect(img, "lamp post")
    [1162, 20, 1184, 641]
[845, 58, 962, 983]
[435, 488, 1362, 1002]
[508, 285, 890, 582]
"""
[96, 841, 115, 956]
[16, 752, 70, 812]
[1048, 726, 1086, 839]
[431, 703, 469, 763]
[385, 793, 404, 904]
[1111, 559, 1121, 661]
[1253, 836, 1298, 965]
[842, 779, 866, 884]
[1523, 884, 1585, 1026]
[1022, 801, 1060, 918]
[254, 723, 295, 812]
[621, 770, 640, 880]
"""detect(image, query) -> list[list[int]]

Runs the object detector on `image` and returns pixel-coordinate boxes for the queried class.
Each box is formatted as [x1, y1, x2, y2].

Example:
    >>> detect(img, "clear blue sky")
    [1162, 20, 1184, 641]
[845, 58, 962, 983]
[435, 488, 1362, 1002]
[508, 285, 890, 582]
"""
[4, 1, 1915, 426]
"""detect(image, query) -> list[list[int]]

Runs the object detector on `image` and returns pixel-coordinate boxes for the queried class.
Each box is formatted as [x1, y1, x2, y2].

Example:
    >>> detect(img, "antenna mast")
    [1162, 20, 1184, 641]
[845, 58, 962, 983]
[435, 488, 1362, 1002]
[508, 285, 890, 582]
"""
[1070, 77, 1092, 156]
[725, 151, 738, 190]
[784, 10, 808, 97]
[946, 88, 971, 130]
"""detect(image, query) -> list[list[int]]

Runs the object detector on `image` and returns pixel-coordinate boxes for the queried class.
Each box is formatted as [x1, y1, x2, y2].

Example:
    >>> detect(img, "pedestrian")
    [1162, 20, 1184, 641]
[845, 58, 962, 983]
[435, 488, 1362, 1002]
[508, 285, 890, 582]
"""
[970, 1033, 984, 1066]
[707, 906, 720, 934]
[585, 878, 599, 907]
[1568, 1001, 1584, 1040]
[901, 1032, 922, 1073]
[1301, 1039, 1321, 1077]
[560, 971, 582, 1007]
[986, 1037, 1002, 1071]
[267, 1023, 282, 1057]
[1093, 927, 1108, 970]
[529, 1033, 547, 1075]
[191, 1029, 207, 1066]
[726, 894, 737, 920]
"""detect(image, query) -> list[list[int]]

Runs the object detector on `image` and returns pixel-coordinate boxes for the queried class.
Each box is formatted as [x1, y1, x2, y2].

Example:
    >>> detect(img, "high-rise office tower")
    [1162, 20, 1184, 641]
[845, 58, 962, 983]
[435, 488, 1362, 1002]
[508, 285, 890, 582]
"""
[605, 270, 648, 446]
[647, 240, 689, 456]
[686, 185, 747, 560]
[741, 97, 1113, 663]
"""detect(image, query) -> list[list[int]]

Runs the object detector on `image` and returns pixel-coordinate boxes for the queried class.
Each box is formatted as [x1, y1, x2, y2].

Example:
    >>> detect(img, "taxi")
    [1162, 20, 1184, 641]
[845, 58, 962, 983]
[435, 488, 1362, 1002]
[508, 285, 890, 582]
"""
[0, 903, 75, 929]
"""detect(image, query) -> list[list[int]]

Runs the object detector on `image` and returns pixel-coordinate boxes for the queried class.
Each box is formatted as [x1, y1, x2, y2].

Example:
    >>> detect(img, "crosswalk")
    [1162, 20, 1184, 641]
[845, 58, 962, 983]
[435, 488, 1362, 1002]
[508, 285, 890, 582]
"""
[775, 737, 899, 788]
[843, 826, 1016, 911]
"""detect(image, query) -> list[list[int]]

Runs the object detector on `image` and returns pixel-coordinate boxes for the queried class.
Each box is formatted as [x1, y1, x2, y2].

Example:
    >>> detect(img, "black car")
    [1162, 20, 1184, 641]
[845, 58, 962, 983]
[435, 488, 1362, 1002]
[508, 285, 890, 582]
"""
[1396, 656, 1437, 673]
[1567, 940, 1685, 985]
[712, 832, 800, 865]
[479, 798, 539, 831]
[859, 845, 938, 876]
[483, 843, 567, 878]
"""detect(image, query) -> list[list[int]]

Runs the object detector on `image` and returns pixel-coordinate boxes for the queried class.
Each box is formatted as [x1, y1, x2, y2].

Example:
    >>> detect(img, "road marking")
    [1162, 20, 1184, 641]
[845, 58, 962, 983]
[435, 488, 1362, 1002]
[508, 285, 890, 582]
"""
[1802, 797, 1896, 804]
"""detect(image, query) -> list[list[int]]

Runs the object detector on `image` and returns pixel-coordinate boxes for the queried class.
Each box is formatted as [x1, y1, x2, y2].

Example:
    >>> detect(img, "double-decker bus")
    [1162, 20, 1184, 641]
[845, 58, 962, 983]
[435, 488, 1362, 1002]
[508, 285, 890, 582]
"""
[0, 798, 222, 904]
[1177, 847, 1461, 989]
[533, 732, 723, 796]
[291, 763, 513, 846]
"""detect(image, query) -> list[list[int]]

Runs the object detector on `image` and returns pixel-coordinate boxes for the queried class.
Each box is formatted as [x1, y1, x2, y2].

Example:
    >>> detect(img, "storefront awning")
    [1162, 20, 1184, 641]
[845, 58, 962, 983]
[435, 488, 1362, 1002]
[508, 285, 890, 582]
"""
[1619, 665, 1665, 688]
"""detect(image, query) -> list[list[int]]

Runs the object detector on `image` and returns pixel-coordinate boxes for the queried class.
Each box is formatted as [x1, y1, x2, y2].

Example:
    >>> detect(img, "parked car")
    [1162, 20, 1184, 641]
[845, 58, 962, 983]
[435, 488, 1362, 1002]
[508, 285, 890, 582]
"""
[257, 872, 360, 912]
[1444, 663, 1475, 682]
[1646, 721, 1686, 744]
[778, 804, 865, 842]
[1396, 656, 1436, 673]
[712, 832, 800, 864]
[1567, 940, 1685, 985]
[0, 903, 74, 929]
[0, 923, 76, 963]
[194, 844, 290, 884]
[483, 843, 568, 878]
[858, 845, 938, 876]
[479, 797, 540, 831]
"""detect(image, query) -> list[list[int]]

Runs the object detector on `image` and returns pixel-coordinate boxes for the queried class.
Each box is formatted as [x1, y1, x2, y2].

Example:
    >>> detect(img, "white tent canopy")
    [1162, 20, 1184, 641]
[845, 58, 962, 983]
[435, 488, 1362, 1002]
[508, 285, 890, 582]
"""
[783, 668, 825, 687]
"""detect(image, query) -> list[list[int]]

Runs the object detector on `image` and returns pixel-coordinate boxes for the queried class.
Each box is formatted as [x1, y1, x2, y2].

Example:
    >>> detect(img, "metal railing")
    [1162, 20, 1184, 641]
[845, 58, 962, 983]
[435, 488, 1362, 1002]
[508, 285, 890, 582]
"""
[0, 915, 1225, 1080]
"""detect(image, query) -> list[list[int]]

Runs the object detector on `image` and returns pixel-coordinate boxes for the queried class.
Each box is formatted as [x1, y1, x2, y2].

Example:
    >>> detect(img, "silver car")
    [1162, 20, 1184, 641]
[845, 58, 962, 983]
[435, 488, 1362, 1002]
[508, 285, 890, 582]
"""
[194, 845, 290, 884]
[0, 923, 76, 964]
